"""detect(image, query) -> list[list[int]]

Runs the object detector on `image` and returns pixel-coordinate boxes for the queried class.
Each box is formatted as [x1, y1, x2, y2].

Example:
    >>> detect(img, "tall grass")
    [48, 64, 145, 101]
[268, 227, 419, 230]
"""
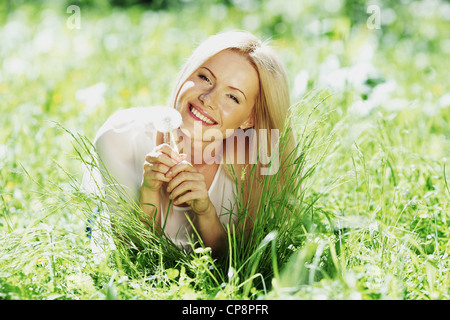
[265, 92, 450, 299]
[1, 0, 449, 300]
[57, 89, 330, 299]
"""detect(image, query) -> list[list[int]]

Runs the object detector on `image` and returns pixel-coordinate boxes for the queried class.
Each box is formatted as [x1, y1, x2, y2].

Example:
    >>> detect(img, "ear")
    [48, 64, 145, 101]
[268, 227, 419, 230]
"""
[239, 110, 255, 130]
[239, 117, 254, 130]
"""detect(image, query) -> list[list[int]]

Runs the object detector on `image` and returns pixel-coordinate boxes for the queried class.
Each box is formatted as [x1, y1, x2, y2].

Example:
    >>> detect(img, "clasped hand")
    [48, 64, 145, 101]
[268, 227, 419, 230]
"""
[142, 144, 213, 215]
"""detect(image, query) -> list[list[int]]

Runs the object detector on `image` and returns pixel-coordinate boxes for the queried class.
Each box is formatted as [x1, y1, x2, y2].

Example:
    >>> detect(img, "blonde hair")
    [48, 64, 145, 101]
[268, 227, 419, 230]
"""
[169, 31, 296, 222]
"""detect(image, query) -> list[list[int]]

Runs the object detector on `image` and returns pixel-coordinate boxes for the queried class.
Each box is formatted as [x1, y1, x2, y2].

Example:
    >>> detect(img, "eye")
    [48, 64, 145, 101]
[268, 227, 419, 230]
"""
[198, 74, 211, 83]
[228, 94, 240, 104]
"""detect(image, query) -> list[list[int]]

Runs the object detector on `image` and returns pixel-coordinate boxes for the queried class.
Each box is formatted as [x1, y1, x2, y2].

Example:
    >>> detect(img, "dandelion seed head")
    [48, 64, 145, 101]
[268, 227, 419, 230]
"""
[154, 108, 182, 133]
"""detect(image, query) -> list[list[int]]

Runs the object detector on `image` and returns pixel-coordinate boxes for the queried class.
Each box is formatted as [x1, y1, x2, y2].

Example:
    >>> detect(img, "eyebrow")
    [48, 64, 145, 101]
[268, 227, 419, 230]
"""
[201, 66, 247, 101]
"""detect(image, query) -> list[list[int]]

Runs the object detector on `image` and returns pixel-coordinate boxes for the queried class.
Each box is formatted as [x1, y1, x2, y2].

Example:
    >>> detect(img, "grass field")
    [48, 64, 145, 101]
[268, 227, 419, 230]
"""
[1, 0, 449, 300]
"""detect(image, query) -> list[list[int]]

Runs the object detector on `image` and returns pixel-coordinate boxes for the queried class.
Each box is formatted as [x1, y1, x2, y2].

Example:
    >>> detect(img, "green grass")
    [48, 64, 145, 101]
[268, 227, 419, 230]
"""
[1, 0, 449, 300]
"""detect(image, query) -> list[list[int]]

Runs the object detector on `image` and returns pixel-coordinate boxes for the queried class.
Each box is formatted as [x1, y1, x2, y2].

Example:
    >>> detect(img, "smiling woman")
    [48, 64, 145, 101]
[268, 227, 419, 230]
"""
[178, 50, 259, 139]
[83, 30, 296, 257]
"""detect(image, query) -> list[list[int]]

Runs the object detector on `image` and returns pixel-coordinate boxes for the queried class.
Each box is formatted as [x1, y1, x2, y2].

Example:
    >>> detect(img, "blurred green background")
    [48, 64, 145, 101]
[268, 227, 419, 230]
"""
[1, 0, 448, 198]
[0, 0, 449, 299]
[1, 0, 448, 166]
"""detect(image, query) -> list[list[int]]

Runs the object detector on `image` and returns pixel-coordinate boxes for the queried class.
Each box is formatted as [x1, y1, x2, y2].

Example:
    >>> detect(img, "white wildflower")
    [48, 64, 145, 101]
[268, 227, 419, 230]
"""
[153, 107, 182, 133]
[153, 108, 182, 151]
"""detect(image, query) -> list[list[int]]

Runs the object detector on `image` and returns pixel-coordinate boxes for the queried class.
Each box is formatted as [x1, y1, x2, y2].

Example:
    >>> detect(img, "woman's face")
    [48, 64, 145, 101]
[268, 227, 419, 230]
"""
[176, 50, 259, 142]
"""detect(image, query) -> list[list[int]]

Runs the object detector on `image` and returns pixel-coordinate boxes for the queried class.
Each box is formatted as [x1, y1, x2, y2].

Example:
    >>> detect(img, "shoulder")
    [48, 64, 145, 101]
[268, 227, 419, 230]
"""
[94, 106, 166, 141]
[93, 106, 166, 159]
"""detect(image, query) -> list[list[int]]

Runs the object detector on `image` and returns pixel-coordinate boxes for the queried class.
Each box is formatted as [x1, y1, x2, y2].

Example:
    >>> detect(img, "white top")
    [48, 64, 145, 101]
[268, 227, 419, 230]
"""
[82, 106, 238, 250]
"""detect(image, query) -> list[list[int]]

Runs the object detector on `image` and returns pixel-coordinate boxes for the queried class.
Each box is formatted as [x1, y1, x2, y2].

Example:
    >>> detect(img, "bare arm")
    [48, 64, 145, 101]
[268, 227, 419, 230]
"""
[192, 201, 228, 257]
[166, 161, 228, 257]
[139, 186, 162, 233]
[140, 144, 181, 233]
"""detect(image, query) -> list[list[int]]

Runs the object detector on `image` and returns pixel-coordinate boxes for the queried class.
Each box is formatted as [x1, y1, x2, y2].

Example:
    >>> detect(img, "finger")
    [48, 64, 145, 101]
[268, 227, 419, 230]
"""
[143, 165, 172, 182]
[155, 143, 182, 162]
[144, 161, 171, 174]
[149, 171, 172, 183]
[169, 180, 201, 201]
[173, 190, 208, 207]
[166, 171, 203, 192]
[146, 151, 179, 168]
[142, 171, 171, 189]
[166, 160, 197, 178]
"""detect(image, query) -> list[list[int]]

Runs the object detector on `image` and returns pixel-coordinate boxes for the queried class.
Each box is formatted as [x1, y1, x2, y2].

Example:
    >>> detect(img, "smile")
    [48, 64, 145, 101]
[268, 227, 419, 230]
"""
[188, 103, 217, 125]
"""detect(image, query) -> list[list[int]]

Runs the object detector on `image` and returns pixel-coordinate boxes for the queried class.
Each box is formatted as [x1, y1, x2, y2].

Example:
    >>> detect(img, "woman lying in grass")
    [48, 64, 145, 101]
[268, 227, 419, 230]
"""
[85, 31, 295, 257]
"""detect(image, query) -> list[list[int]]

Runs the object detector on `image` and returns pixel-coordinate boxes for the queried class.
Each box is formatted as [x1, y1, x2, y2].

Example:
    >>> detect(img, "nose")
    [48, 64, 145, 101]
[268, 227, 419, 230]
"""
[199, 88, 218, 110]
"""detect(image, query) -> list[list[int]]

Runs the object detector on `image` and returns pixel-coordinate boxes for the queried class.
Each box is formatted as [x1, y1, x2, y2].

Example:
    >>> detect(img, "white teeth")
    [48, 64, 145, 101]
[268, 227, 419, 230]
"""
[191, 106, 215, 124]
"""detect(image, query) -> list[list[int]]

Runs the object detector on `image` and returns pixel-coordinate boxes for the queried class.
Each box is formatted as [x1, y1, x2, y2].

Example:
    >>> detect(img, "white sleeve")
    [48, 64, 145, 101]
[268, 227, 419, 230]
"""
[81, 108, 142, 258]
[81, 106, 165, 202]
[80, 107, 163, 258]
[82, 108, 148, 209]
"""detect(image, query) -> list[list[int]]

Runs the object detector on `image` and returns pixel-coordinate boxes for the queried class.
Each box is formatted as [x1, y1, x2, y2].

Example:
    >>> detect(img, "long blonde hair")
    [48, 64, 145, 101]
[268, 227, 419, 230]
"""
[168, 31, 296, 223]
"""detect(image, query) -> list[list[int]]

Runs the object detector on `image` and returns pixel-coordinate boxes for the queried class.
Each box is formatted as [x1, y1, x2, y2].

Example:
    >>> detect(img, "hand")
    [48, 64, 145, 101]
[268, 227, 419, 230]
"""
[165, 161, 213, 215]
[142, 144, 183, 193]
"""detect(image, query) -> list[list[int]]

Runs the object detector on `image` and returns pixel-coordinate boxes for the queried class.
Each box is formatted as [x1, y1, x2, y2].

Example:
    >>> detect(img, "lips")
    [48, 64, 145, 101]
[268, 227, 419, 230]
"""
[188, 103, 217, 125]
